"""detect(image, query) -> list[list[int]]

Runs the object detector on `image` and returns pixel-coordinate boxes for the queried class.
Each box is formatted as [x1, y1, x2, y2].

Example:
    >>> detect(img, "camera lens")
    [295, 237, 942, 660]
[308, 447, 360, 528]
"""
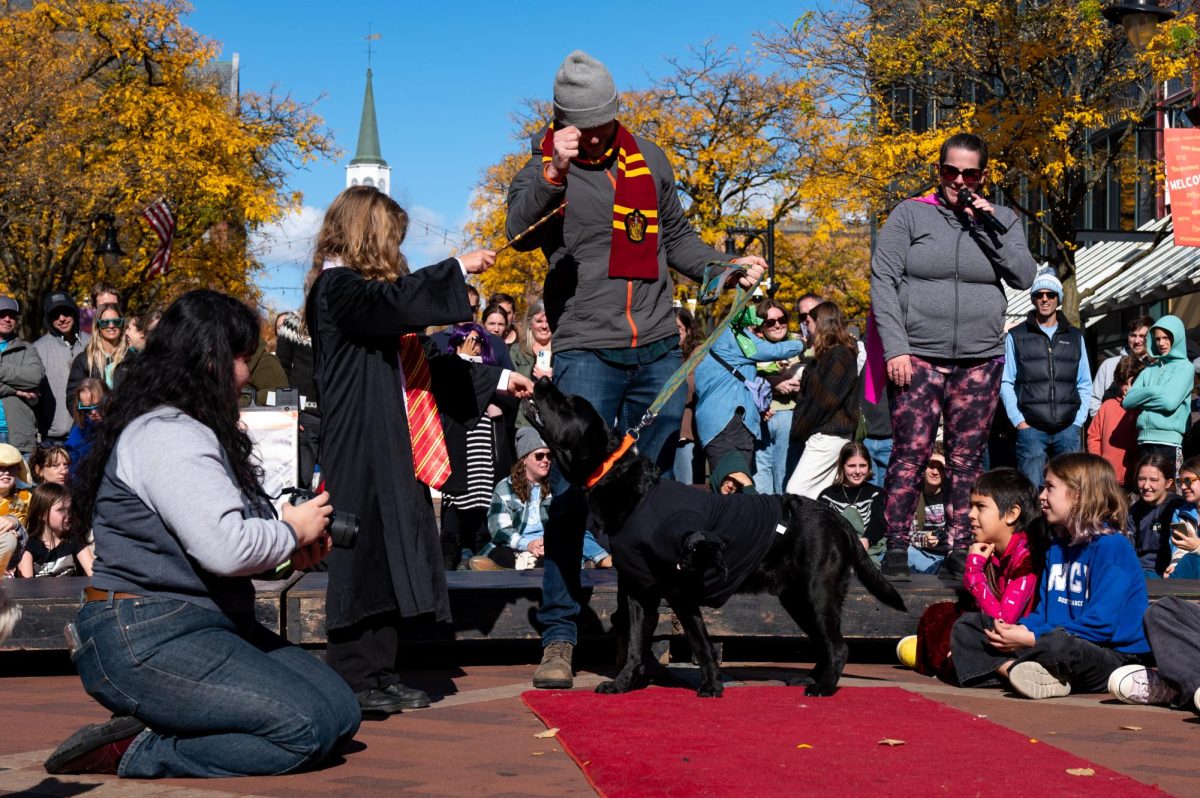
[328, 511, 359, 549]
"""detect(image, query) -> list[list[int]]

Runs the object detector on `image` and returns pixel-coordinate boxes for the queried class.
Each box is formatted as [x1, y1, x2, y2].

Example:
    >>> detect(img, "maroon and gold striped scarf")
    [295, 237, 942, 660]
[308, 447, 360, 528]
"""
[540, 122, 659, 279]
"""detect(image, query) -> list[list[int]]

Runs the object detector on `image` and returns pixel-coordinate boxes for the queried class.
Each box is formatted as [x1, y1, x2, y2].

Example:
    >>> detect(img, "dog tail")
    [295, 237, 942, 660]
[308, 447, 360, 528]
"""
[848, 530, 907, 613]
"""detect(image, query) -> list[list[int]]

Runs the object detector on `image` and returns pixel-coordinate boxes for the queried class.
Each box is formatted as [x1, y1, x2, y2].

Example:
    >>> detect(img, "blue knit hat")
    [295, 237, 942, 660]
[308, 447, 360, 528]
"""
[1030, 269, 1062, 303]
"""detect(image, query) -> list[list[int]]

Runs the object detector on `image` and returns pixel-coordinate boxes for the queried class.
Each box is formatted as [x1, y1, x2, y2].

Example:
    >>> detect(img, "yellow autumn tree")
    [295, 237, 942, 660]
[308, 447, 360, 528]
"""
[467, 45, 869, 323]
[763, 1, 1200, 324]
[0, 0, 336, 335]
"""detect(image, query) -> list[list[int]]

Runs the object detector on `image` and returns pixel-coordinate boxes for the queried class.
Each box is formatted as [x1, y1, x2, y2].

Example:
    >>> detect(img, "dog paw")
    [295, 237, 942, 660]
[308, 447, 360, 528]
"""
[595, 680, 626, 694]
[803, 683, 837, 697]
[696, 683, 724, 698]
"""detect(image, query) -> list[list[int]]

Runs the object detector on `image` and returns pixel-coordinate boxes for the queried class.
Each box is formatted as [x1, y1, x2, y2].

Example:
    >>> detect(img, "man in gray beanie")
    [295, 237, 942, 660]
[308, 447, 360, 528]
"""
[506, 50, 766, 690]
[999, 268, 1091, 488]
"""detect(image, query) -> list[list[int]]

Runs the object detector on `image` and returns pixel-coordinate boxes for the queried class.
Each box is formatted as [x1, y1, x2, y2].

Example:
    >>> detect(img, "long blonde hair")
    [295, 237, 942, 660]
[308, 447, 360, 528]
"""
[84, 303, 128, 380]
[306, 186, 410, 292]
[1044, 453, 1128, 546]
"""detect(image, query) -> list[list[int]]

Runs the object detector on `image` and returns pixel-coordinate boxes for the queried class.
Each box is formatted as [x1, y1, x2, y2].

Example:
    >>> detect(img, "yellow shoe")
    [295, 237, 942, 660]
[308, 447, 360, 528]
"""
[896, 635, 918, 669]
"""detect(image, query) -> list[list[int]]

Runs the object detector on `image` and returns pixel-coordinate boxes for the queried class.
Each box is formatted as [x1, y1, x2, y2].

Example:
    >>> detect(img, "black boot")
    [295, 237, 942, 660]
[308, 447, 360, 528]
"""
[382, 682, 431, 708]
[939, 548, 968, 582]
[880, 547, 911, 581]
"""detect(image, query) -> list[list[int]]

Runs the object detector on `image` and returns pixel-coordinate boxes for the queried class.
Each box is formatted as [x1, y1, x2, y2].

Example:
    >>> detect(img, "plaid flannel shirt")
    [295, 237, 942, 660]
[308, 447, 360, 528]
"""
[483, 476, 551, 553]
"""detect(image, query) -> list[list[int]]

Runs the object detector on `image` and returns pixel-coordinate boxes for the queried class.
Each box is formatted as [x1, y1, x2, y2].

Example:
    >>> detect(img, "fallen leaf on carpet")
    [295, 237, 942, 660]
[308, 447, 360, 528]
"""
[796, 744, 813, 749]
[878, 739, 905, 747]
[1029, 739, 1039, 743]
[1066, 768, 1095, 777]
[532, 752, 544, 756]
[1120, 725, 1143, 732]
[535, 728, 560, 739]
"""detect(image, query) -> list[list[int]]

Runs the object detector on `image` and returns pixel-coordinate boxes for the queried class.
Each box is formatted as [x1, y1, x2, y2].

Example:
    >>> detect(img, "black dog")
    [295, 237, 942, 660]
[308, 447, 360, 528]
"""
[524, 379, 906, 697]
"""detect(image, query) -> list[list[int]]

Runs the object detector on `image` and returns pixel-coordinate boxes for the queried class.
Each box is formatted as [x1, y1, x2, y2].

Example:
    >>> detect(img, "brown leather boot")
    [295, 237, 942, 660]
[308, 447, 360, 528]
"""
[532, 641, 574, 689]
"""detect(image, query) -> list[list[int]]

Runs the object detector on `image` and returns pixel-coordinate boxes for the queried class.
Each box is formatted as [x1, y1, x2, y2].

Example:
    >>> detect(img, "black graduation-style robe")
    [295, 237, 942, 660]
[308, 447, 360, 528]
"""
[307, 259, 499, 629]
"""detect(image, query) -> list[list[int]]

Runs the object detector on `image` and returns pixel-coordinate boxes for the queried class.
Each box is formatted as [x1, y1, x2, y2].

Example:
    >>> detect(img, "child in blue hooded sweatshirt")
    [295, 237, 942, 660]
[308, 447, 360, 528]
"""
[951, 453, 1150, 698]
[1122, 314, 1193, 469]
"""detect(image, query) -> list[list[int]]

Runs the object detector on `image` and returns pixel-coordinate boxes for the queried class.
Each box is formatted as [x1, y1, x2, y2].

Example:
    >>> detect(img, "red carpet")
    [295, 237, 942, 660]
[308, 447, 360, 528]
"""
[522, 686, 1165, 797]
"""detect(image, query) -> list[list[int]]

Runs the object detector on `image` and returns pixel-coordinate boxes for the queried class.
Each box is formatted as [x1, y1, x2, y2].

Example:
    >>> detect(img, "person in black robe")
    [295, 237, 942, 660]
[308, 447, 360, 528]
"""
[305, 186, 532, 716]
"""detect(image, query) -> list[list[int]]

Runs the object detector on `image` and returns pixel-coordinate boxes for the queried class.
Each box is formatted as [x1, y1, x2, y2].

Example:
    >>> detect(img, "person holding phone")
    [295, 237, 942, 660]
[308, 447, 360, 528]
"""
[1165, 456, 1200, 578]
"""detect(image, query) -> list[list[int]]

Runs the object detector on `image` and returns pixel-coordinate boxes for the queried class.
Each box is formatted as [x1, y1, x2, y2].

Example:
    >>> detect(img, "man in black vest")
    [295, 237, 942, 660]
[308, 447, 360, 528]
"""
[999, 270, 1092, 487]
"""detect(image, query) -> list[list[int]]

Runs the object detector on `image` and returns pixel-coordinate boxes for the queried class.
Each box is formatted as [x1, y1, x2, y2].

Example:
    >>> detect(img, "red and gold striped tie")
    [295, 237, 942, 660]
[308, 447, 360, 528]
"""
[398, 333, 451, 489]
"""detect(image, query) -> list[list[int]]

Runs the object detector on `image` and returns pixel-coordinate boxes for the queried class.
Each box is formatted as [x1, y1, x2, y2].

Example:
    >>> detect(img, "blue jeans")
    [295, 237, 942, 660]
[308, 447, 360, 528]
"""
[908, 547, 945, 575]
[863, 436, 893, 489]
[753, 408, 793, 494]
[540, 346, 685, 646]
[72, 596, 360, 778]
[1015, 425, 1082, 489]
[673, 440, 695, 485]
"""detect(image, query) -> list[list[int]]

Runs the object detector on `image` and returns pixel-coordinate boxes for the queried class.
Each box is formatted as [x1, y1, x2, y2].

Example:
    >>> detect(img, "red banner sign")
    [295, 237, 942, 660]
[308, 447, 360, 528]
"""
[1164, 128, 1200, 247]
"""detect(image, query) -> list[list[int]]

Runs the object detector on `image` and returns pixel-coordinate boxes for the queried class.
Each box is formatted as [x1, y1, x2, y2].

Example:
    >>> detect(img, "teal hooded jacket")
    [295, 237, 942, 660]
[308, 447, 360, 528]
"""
[1121, 315, 1194, 447]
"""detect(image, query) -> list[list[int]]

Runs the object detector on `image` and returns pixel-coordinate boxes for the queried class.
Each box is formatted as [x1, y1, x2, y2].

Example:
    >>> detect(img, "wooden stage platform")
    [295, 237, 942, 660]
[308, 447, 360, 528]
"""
[7, 572, 1200, 653]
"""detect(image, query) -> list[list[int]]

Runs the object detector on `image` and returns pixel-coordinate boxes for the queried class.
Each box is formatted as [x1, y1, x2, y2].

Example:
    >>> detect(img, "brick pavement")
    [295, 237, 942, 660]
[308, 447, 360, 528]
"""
[0, 659, 1196, 797]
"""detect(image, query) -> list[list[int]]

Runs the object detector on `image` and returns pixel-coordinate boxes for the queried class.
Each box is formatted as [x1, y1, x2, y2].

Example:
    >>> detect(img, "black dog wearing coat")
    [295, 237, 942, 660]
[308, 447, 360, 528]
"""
[524, 378, 907, 697]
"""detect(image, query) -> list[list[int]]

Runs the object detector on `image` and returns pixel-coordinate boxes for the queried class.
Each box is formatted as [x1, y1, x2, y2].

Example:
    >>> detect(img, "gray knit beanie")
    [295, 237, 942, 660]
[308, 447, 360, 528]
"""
[515, 426, 548, 462]
[553, 50, 619, 129]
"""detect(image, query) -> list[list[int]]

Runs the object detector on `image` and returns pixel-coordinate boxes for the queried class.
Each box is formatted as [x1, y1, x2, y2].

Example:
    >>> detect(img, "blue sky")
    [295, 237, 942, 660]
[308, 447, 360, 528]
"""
[184, 1, 816, 310]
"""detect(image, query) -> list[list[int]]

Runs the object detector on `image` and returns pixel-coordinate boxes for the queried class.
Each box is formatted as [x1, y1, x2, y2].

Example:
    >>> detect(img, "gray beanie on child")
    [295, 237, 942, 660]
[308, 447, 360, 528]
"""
[553, 50, 619, 129]
[515, 426, 548, 462]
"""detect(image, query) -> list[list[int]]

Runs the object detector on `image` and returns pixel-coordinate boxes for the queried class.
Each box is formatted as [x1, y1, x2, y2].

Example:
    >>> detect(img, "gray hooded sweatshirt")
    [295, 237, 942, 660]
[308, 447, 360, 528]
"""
[870, 195, 1037, 362]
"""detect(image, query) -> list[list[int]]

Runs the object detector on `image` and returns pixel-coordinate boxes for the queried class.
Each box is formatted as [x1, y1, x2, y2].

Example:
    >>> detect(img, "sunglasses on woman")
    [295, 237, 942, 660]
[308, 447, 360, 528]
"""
[96, 317, 124, 329]
[939, 164, 983, 185]
[530, 451, 551, 462]
[761, 316, 787, 328]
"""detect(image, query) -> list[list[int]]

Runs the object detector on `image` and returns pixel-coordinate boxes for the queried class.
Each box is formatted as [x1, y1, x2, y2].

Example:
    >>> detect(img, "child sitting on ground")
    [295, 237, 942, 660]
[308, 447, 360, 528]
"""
[897, 468, 1042, 679]
[950, 452, 1151, 699]
[1125, 453, 1192, 578]
[908, 443, 948, 574]
[470, 427, 611, 571]
[1109, 587, 1200, 711]
[818, 441, 886, 559]
[1086, 355, 1144, 488]
[16, 482, 92, 578]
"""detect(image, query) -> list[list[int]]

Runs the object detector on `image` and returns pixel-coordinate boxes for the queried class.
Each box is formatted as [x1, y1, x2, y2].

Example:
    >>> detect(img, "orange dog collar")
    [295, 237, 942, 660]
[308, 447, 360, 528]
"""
[585, 434, 636, 489]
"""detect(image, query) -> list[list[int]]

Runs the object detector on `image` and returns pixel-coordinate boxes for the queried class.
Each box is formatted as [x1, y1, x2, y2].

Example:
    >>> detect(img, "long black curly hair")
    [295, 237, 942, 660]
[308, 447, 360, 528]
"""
[70, 291, 262, 535]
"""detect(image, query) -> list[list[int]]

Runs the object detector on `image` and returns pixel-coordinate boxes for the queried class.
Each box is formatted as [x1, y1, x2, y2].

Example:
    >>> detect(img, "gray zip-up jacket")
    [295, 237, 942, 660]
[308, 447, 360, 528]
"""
[506, 128, 720, 353]
[870, 196, 1037, 362]
[0, 337, 46, 453]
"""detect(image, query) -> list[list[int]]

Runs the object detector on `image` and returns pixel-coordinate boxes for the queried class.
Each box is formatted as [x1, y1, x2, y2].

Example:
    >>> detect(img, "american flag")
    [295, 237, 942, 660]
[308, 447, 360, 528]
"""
[141, 199, 175, 278]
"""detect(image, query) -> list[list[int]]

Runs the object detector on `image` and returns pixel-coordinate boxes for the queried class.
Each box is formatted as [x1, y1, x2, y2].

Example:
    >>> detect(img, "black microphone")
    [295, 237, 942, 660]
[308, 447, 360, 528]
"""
[956, 188, 1008, 236]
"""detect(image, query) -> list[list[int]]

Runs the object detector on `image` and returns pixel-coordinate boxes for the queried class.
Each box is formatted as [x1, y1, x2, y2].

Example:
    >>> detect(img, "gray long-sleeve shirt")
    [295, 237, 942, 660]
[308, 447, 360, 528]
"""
[91, 407, 297, 614]
[870, 197, 1037, 362]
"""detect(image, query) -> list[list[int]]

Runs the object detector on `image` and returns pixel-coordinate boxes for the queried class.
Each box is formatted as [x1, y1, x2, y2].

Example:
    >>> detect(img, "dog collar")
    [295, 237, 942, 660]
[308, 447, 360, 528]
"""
[585, 434, 636, 489]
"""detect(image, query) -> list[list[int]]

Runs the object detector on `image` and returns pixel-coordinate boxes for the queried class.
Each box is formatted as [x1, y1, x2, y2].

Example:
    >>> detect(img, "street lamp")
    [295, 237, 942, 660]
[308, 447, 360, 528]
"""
[724, 222, 776, 295]
[95, 213, 124, 269]
[1103, 1, 1176, 52]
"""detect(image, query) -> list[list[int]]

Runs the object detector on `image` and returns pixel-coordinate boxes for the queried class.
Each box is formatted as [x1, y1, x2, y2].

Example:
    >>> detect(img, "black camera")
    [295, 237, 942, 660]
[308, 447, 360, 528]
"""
[285, 488, 359, 549]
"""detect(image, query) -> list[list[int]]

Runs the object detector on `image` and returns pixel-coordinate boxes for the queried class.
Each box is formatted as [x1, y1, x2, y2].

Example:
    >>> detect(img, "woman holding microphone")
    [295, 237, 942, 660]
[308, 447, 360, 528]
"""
[871, 133, 1037, 581]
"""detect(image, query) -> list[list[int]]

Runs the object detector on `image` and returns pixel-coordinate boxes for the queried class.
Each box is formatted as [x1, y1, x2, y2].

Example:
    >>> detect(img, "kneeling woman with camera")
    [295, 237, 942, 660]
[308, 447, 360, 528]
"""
[45, 291, 360, 778]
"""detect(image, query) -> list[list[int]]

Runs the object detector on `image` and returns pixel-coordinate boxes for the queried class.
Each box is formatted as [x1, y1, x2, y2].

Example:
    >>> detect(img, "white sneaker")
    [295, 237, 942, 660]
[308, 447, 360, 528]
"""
[1193, 686, 1200, 714]
[1008, 661, 1071, 699]
[1108, 665, 1178, 705]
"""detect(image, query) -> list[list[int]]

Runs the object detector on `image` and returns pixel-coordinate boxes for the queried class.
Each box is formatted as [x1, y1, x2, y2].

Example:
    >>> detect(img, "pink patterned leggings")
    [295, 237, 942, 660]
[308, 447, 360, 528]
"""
[883, 355, 1004, 551]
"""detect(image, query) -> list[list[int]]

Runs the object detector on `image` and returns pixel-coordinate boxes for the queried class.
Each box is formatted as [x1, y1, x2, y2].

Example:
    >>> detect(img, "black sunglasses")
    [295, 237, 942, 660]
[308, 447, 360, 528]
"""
[939, 164, 983, 185]
[530, 451, 551, 462]
[1032, 291, 1058, 301]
